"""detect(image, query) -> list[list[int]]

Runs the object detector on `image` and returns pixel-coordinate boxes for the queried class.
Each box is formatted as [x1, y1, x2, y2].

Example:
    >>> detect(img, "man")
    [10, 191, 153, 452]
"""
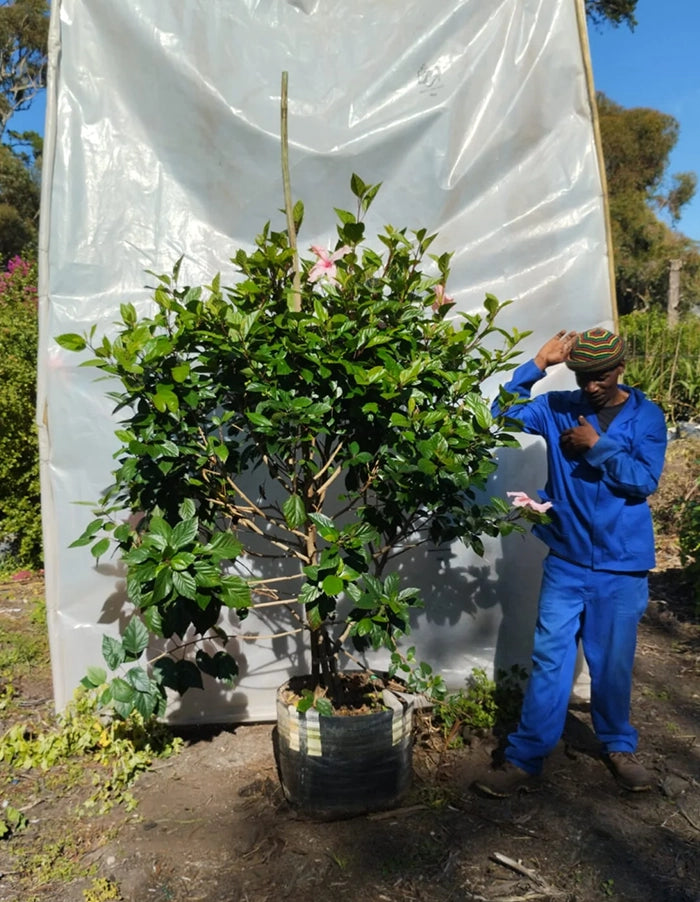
[475, 327, 667, 797]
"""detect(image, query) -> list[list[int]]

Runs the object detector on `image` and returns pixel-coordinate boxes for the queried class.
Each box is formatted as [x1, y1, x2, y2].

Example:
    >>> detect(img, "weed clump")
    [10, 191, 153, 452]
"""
[431, 665, 527, 747]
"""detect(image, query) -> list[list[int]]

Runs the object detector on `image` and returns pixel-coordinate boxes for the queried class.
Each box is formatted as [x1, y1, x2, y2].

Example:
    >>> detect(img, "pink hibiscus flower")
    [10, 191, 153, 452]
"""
[507, 491, 552, 513]
[432, 284, 454, 312]
[308, 245, 350, 288]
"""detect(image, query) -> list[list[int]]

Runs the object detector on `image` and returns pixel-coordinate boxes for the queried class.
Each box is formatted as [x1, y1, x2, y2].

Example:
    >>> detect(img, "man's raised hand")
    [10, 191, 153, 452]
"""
[534, 330, 579, 371]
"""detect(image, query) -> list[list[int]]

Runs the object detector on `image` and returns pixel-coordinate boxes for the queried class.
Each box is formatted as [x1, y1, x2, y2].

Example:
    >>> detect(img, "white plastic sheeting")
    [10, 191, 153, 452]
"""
[38, 0, 613, 722]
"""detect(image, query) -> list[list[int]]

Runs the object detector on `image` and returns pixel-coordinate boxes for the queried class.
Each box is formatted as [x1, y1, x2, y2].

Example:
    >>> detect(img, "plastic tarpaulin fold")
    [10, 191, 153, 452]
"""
[38, 0, 613, 722]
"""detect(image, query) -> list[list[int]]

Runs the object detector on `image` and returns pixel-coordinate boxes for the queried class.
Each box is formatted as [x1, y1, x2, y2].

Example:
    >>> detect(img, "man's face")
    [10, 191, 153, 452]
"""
[574, 363, 624, 410]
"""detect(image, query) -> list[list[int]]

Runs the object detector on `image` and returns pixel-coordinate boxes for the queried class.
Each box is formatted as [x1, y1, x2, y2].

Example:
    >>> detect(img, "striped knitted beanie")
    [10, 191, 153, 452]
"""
[565, 328, 625, 372]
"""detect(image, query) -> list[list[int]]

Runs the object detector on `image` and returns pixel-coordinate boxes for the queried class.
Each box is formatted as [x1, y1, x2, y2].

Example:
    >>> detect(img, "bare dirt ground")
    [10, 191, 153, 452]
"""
[1, 440, 698, 902]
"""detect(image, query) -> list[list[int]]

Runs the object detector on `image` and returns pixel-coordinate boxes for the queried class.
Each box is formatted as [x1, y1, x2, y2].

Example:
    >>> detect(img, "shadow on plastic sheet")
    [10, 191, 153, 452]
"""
[92, 527, 313, 727]
[89, 441, 566, 725]
[397, 442, 549, 683]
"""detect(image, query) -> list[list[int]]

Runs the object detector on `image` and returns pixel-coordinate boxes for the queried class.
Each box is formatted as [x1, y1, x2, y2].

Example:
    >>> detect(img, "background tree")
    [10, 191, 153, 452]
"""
[585, 0, 637, 29]
[0, 0, 47, 263]
[597, 92, 700, 314]
[662, 171, 697, 228]
[0, 136, 39, 260]
[0, 0, 49, 140]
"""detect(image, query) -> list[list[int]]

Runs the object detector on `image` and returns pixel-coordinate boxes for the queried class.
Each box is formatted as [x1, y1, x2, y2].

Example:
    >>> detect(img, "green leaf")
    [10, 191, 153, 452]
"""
[170, 551, 196, 571]
[292, 199, 304, 231]
[246, 411, 273, 428]
[152, 386, 179, 413]
[125, 666, 151, 693]
[112, 699, 136, 720]
[322, 574, 344, 596]
[206, 532, 242, 561]
[344, 572, 366, 600]
[298, 582, 320, 607]
[131, 688, 158, 720]
[69, 518, 106, 548]
[221, 576, 251, 609]
[349, 593, 378, 611]
[308, 513, 339, 542]
[315, 697, 334, 717]
[170, 517, 198, 550]
[157, 440, 180, 457]
[172, 569, 197, 599]
[152, 568, 174, 604]
[333, 207, 356, 225]
[84, 665, 107, 687]
[484, 293, 500, 317]
[354, 365, 386, 386]
[361, 181, 381, 211]
[462, 393, 493, 430]
[122, 617, 150, 658]
[296, 691, 313, 714]
[111, 677, 136, 704]
[179, 498, 196, 519]
[55, 333, 87, 352]
[193, 562, 222, 587]
[282, 494, 306, 530]
[398, 359, 423, 386]
[141, 605, 163, 635]
[120, 302, 137, 325]
[102, 635, 126, 670]
[171, 363, 190, 382]
[350, 173, 367, 198]
[90, 537, 110, 559]
[123, 546, 153, 565]
[210, 441, 229, 463]
[355, 617, 373, 637]
[148, 517, 172, 542]
[339, 221, 364, 244]
[305, 602, 324, 632]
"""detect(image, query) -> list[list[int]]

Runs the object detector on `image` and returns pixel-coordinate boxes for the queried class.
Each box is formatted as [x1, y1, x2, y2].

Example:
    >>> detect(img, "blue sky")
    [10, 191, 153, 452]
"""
[588, 0, 700, 243]
[8, 2, 699, 244]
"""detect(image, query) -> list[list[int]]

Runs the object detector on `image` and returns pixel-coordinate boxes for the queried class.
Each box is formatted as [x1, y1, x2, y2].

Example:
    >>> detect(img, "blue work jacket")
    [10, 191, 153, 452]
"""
[493, 359, 667, 572]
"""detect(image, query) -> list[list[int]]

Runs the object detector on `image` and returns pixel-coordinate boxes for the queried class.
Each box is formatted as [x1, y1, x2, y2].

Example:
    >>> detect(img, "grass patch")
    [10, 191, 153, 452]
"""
[7, 826, 102, 902]
[0, 614, 47, 669]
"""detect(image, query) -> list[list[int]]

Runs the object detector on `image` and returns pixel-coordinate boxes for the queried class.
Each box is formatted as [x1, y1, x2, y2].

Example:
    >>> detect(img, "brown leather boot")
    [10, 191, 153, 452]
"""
[472, 761, 541, 799]
[604, 752, 653, 792]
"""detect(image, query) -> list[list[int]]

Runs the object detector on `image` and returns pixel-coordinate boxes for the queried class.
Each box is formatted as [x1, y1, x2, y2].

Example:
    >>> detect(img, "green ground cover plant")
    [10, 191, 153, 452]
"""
[0, 686, 183, 813]
[431, 665, 527, 747]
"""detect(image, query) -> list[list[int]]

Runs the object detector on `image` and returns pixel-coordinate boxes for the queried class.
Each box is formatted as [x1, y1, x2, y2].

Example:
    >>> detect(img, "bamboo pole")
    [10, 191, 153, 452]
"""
[281, 71, 302, 312]
[574, 0, 618, 330]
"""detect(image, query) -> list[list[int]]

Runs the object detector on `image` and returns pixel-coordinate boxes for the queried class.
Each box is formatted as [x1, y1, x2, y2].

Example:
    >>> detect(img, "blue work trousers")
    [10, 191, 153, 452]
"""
[506, 553, 649, 775]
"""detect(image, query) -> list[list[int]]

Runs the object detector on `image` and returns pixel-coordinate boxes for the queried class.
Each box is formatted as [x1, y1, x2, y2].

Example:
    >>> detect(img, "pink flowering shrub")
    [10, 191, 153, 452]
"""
[59, 173, 528, 718]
